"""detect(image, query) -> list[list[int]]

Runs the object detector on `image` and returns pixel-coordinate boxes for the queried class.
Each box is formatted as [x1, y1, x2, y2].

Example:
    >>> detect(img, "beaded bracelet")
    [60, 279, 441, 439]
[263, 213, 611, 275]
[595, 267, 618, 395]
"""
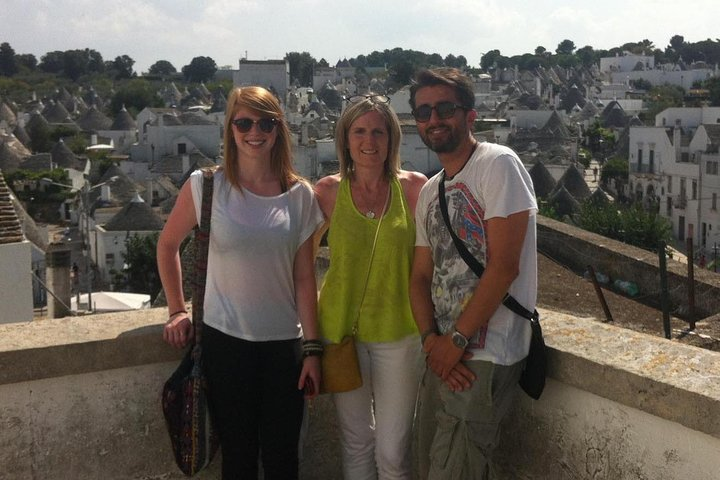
[302, 339, 324, 358]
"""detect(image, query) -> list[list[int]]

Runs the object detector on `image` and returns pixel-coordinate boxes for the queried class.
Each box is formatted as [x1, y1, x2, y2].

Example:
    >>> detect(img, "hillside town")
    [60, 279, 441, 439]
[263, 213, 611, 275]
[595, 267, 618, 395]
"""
[1, 50, 720, 323]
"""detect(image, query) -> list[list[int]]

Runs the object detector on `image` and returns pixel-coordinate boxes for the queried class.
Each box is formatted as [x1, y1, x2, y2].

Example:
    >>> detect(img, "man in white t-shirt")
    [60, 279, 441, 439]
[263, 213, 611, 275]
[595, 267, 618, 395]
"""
[409, 68, 538, 479]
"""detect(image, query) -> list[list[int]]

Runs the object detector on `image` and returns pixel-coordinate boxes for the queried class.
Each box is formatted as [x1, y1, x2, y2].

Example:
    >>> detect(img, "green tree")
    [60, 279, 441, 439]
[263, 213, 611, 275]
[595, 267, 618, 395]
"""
[148, 60, 176, 76]
[182, 56, 217, 83]
[556, 39, 576, 55]
[645, 84, 685, 119]
[704, 77, 720, 106]
[575, 45, 597, 67]
[0, 42, 18, 76]
[600, 157, 628, 184]
[630, 78, 652, 90]
[111, 55, 135, 79]
[27, 120, 53, 153]
[110, 78, 164, 115]
[285, 51, 317, 86]
[39, 51, 65, 73]
[480, 49, 508, 71]
[15, 53, 37, 71]
[577, 201, 671, 252]
[123, 233, 162, 299]
[63, 49, 91, 81]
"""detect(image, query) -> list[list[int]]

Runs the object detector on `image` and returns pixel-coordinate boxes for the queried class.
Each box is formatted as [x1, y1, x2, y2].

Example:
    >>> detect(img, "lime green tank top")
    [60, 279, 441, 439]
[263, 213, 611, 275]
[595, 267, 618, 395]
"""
[318, 177, 419, 343]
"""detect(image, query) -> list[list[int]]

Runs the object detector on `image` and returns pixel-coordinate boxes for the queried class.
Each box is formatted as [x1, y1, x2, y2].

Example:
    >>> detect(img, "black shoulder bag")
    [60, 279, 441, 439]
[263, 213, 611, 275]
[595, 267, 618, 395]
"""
[438, 172, 546, 400]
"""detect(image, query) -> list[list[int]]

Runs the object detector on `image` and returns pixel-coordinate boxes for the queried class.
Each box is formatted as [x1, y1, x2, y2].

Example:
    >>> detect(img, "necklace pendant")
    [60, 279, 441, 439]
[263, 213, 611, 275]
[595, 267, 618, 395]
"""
[365, 210, 376, 219]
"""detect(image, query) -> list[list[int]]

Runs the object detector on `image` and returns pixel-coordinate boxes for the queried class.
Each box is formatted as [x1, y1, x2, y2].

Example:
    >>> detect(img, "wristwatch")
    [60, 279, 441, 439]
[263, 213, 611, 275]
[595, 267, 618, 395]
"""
[451, 328, 469, 349]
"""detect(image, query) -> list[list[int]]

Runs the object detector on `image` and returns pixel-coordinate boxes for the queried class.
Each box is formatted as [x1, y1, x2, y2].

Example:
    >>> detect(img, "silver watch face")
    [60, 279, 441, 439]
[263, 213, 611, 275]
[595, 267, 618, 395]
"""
[452, 330, 468, 349]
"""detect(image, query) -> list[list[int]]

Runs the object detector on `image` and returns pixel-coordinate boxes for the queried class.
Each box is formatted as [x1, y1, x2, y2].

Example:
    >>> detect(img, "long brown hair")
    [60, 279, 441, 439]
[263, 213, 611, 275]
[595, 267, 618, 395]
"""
[334, 99, 402, 180]
[222, 86, 301, 191]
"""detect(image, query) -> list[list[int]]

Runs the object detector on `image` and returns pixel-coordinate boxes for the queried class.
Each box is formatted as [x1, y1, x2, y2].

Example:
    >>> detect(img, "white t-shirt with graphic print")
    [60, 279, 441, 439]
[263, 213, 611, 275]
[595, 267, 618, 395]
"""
[415, 142, 538, 365]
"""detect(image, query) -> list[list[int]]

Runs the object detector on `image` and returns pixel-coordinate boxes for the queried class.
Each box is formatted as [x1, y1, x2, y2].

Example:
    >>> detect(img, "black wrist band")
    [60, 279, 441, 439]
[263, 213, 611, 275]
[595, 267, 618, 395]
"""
[302, 339, 324, 358]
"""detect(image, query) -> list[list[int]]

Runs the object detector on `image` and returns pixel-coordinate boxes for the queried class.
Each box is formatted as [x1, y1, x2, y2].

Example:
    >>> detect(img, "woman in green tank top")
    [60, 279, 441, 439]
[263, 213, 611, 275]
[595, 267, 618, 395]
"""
[314, 95, 428, 479]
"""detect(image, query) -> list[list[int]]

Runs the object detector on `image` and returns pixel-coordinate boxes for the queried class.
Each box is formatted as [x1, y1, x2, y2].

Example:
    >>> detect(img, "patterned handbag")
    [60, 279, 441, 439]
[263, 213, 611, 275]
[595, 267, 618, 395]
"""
[161, 169, 219, 476]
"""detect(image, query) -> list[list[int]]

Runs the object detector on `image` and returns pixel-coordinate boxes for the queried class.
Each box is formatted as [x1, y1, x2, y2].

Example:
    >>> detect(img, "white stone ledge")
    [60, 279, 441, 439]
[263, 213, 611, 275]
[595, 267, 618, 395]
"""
[541, 309, 720, 439]
[1, 307, 718, 441]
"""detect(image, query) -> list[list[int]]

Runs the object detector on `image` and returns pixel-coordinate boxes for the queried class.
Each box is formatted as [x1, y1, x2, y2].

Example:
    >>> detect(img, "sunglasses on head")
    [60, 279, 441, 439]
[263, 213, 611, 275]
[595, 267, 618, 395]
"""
[412, 102, 467, 123]
[345, 94, 390, 104]
[232, 117, 278, 133]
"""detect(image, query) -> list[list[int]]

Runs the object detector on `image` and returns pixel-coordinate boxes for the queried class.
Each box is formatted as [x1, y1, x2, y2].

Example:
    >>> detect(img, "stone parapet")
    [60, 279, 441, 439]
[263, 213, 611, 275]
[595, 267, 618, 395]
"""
[1, 308, 719, 478]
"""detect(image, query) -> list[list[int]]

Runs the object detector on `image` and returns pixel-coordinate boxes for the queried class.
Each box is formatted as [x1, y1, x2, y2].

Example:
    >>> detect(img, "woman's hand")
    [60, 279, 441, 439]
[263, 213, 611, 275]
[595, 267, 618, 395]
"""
[298, 355, 322, 400]
[163, 314, 194, 349]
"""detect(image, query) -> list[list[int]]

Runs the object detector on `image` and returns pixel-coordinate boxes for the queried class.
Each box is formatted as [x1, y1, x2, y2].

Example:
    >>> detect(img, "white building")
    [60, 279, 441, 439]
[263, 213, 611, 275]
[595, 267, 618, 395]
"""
[600, 52, 654, 74]
[234, 59, 290, 103]
[131, 108, 221, 164]
[629, 107, 720, 252]
[611, 68, 716, 91]
[92, 194, 164, 287]
[0, 173, 33, 323]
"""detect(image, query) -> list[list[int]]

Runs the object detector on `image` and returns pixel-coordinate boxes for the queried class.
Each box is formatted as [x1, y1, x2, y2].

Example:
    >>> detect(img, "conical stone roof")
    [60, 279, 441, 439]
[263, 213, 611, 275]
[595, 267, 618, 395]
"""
[104, 194, 164, 231]
[50, 139, 83, 170]
[0, 141, 24, 173]
[0, 101, 17, 128]
[555, 164, 591, 201]
[548, 185, 580, 217]
[43, 100, 73, 124]
[110, 106, 136, 131]
[0, 170, 23, 244]
[76, 105, 112, 131]
[528, 161, 557, 199]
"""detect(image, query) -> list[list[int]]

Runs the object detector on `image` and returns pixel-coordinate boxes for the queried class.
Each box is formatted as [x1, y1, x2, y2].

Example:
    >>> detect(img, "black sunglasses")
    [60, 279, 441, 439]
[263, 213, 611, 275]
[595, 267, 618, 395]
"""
[412, 102, 467, 123]
[232, 117, 278, 133]
[345, 94, 390, 104]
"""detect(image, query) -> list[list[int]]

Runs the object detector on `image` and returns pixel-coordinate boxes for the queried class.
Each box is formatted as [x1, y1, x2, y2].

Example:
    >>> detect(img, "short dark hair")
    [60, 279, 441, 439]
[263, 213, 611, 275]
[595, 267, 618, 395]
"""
[409, 68, 475, 111]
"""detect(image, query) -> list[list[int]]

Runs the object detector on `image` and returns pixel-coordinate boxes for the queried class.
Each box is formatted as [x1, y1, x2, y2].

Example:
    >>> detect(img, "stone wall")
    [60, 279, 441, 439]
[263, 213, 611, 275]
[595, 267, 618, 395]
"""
[538, 216, 720, 319]
[1, 308, 719, 479]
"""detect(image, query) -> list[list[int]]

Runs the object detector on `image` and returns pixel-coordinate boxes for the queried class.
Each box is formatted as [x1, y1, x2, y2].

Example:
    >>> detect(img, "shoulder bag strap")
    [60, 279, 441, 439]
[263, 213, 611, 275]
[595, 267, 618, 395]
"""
[192, 169, 215, 346]
[352, 184, 391, 335]
[438, 172, 538, 322]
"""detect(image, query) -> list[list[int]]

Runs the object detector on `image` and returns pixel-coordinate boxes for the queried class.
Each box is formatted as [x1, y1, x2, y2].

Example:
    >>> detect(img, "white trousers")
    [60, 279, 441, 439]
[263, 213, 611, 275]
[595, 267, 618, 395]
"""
[333, 335, 423, 480]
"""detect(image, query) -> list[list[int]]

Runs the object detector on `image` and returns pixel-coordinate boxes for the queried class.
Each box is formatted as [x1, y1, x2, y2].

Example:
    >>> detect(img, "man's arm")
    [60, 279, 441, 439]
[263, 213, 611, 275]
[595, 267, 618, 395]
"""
[410, 246, 476, 391]
[426, 209, 530, 379]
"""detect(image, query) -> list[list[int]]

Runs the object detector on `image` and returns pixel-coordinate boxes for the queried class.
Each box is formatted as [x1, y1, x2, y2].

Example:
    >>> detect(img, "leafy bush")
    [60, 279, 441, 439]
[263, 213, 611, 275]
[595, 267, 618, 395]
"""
[576, 201, 671, 252]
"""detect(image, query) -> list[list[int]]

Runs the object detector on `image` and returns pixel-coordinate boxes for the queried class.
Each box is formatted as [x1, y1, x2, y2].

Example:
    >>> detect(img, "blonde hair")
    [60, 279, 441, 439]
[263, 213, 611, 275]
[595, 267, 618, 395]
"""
[334, 99, 402, 179]
[222, 86, 300, 191]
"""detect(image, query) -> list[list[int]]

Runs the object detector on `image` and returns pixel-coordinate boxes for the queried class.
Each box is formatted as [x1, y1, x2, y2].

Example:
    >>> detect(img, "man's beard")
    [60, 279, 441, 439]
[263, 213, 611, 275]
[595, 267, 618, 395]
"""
[419, 123, 463, 153]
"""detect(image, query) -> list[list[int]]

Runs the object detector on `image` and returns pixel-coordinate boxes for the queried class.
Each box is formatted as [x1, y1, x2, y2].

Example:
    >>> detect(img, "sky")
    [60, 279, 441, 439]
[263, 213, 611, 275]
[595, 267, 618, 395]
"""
[2, 0, 719, 74]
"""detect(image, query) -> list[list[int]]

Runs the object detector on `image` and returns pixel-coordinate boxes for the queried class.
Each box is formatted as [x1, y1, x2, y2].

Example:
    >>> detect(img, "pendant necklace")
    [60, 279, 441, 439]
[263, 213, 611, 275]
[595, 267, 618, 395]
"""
[354, 180, 386, 219]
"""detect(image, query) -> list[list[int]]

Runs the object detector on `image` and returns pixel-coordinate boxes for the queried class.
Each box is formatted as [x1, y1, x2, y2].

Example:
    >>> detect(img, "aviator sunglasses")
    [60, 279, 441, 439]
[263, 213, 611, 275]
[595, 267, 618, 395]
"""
[412, 101, 467, 123]
[344, 94, 390, 104]
[232, 117, 278, 133]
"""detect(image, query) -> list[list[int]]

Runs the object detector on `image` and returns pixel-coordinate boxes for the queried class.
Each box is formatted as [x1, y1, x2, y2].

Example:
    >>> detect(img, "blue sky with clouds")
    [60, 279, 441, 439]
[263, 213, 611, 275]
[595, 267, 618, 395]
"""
[2, 0, 718, 73]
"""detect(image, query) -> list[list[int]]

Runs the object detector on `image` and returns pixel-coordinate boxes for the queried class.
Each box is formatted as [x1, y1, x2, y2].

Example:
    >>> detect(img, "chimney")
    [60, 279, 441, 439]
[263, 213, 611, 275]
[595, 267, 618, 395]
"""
[145, 180, 153, 205]
[46, 242, 72, 318]
[100, 184, 111, 202]
[90, 134, 98, 146]
[674, 119, 682, 160]
[182, 155, 190, 173]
